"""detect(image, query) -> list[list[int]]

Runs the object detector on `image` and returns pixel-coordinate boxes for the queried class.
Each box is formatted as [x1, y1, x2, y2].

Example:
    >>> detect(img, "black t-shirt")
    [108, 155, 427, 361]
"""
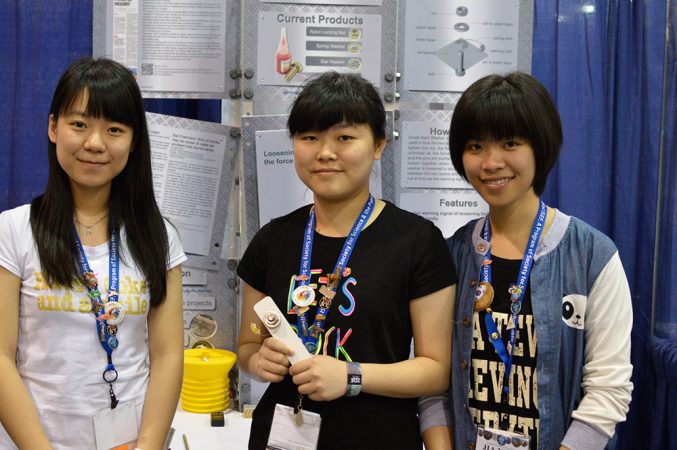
[468, 255, 540, 448]
[238, 201, 455, 449]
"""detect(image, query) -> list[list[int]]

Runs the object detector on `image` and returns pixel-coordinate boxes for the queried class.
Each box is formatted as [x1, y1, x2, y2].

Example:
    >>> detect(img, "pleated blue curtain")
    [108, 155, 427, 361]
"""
[0, 2, 93, 210]
[649, 337, 677, 450]
[652, 2, 677, 447]
[533, 1, 672, 448]
[0, 1, 220, 212]
[655, 3, 676, 341]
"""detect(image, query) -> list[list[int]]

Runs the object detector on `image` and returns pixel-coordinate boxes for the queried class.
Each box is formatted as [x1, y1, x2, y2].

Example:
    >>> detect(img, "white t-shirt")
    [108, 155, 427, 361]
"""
[0, 204, 187, 450]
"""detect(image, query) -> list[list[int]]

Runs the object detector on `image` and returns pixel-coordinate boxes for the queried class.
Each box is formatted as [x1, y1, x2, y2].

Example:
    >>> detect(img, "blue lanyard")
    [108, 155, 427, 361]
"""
[479, 201, 546, 410]
[294, 195, 375, 353]
[74, 220, 121, 409]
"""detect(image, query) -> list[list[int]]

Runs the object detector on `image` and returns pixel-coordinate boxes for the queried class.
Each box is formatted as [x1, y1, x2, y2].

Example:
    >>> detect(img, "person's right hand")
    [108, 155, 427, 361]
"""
[252, 337, 294, 382]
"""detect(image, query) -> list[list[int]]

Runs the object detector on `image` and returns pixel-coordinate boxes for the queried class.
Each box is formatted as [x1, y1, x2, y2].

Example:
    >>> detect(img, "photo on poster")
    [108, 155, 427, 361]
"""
[183, 287, 218, 348]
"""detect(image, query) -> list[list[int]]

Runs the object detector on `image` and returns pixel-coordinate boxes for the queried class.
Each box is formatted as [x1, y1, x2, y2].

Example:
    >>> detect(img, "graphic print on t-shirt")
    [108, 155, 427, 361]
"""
[33, 271, 149, 316]
[468, 256, 540, 448]
[285, 267, 357, 360]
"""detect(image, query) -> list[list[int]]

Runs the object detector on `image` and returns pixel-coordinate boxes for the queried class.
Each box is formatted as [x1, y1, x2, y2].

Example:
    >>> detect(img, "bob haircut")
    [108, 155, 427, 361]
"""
[287, 71, 386, 142]
[31, 57, 170, 307]
[449, 72, 563, 196]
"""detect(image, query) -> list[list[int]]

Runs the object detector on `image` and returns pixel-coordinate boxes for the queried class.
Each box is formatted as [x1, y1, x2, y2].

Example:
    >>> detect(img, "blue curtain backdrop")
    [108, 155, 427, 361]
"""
[533, 1, 674, 447]
[0, 1, 220, 211]
[656, 2, 677, 342]
[0, 1, 674, 448]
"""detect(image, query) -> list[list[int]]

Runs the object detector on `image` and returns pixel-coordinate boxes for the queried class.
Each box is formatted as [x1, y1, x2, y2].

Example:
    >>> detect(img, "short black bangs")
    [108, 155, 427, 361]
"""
[51, 59, 142, 128]
[57, 84, 138, 128]
[289, 95, 374, 134]
[287, 72, 385, 140]
[454, 85, 537, 146]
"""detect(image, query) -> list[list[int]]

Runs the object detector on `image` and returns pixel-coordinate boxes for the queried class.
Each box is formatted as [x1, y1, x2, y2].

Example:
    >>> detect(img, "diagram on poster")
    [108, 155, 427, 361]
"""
[255, 130, 382, 226]
[401, 121, 471, 189]
[257, 11, 382, 86]
[403, 0, 519, 92]
[399, 191, 488, 238]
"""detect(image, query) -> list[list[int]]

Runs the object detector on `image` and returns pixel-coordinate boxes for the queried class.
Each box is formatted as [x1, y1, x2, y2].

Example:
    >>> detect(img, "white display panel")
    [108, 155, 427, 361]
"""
[261, 0, 382, 5]
[257, 11, 382, 87]
[400, 120, 472, 189]
[137, 0, 226, 93]
[403, 0, 520, 92]
[94, 0, 239, 99]
[149, 118, 227, 256]
[399, 191, 489, 238]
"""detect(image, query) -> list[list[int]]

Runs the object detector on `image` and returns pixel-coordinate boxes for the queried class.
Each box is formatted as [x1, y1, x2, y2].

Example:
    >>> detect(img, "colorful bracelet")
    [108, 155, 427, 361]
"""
[345, 361, 362, 397]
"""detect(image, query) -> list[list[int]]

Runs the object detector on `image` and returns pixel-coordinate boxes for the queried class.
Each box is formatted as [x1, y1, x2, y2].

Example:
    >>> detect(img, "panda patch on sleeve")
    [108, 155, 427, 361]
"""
[562, 294, 586, 329]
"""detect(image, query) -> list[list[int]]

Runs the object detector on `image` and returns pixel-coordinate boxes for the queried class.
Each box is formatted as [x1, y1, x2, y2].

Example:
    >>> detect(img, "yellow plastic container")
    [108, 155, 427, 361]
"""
[181, 348, 237, 413]
[181, 398, 230, 413]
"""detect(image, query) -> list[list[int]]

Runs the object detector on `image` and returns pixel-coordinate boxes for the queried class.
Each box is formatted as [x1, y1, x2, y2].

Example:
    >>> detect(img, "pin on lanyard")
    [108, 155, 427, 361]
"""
[479, 201, 546, 426]
[292, 195, 375, 354]
[74, 219, 123, 409]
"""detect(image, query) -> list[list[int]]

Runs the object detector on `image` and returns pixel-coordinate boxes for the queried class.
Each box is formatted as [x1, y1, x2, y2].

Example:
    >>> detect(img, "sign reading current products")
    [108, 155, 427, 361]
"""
[257, 10, 382, 87]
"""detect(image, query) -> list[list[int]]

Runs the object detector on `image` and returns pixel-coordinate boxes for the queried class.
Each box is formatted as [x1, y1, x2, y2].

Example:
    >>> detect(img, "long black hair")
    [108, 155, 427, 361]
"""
[30, 57, 170, 307]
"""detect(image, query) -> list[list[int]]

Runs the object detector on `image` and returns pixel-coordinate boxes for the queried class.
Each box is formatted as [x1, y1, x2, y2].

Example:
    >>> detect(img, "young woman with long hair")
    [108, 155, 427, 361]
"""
[0, 57, 186, 450]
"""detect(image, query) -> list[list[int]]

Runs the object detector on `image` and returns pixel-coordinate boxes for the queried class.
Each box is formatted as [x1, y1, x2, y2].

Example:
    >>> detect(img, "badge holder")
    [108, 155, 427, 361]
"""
[267, 404, 321, 450]
[253, 296, 311, 364]
[475, 425, 530, 449]
[93, 401, 139, 450]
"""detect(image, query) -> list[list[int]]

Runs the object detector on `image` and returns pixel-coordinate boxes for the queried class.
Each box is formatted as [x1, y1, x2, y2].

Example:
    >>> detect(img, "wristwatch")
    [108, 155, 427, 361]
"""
[345, 361, 362, 397]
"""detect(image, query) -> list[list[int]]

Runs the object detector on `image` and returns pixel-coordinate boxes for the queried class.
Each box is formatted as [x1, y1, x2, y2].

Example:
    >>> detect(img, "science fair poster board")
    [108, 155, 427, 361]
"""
[261, 0, 382, 5]
[93, 0, 241, 99]
[148, 113, 230, 260]
[256, 10, 382, 87]
[396, 0, 533, 106]
[242, 2, 397, 115]
[393, 110, 489, 238]
[146, 113, 240, 351]
[399, 191, 489, 238]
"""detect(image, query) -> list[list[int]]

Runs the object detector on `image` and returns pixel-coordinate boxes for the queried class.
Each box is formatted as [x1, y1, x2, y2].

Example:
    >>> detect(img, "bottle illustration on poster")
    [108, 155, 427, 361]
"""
[275, 27, 292, 75]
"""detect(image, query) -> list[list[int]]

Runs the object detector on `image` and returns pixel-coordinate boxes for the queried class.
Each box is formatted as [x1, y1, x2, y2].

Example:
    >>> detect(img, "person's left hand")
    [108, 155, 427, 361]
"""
[289, 355, 348, 401]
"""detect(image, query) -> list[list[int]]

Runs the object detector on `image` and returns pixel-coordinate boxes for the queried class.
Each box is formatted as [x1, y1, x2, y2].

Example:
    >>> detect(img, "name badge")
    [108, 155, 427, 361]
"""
[475, 425, 530, 450]
[92, 401, 139, 450]
[267, 403, 321, 450]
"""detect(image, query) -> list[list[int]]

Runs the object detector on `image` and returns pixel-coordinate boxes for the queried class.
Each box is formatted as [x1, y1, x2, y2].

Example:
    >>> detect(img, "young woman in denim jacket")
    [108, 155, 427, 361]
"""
[419, 72, 633, 450]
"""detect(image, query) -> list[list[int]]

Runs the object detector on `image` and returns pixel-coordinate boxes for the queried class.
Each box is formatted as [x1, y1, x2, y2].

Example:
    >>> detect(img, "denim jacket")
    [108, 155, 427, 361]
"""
[419, 210, 633, 450]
